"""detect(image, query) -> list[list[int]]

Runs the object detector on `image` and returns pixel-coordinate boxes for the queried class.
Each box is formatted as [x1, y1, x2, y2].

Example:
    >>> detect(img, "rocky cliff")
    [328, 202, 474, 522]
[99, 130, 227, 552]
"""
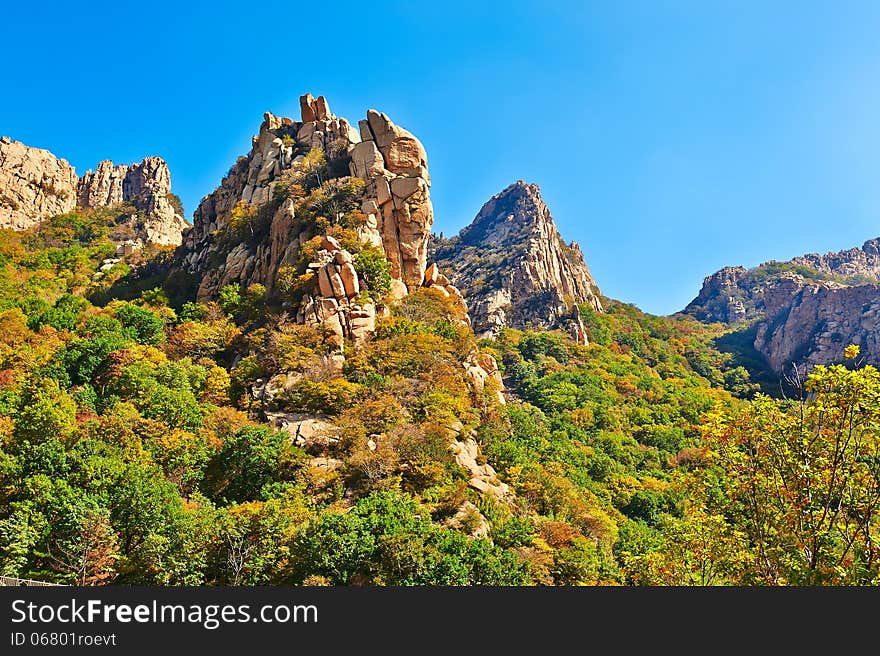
[685, 239, 880, 373]
[180, 94, 435, 301]
[0, 136, 186, 246]
[0, 137, 78, 229]
[174, 94, 463, 352]
[429, 181, 603, 341]
[77, 156, 188, 245]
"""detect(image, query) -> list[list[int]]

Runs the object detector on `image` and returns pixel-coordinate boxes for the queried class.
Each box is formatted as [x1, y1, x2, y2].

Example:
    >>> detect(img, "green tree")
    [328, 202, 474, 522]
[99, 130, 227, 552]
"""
[698, 351, 880, 584]
[209, 425, 301, 502]
[354, 248, 392, 297]
[115, 303, 165, 345]
[13, 378, 77, 444]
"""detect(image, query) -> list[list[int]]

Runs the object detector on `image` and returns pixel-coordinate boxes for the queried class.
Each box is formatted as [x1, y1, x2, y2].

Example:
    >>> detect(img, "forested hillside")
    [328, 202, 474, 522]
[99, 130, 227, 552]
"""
[2, 94, 879, 587]
[2, 204, 874, 585]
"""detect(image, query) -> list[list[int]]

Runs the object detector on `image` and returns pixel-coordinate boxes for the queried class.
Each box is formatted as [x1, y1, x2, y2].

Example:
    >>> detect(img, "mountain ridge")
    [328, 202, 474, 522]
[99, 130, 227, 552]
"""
[0, 136, 187, 247]
[684, 235, 880, 374]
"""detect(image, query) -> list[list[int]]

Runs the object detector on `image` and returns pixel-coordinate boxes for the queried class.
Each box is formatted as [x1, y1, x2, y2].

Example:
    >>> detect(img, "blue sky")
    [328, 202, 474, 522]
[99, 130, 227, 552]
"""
[4, 1, 880, 314]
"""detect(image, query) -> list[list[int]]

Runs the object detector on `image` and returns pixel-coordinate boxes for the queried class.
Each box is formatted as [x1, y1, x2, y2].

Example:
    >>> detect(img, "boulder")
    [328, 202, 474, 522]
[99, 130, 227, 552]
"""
[300, 94, 317, 122]
[349, 141, 385, 179]
[266, 412, 340, 450]
[339, 262, 359, 297]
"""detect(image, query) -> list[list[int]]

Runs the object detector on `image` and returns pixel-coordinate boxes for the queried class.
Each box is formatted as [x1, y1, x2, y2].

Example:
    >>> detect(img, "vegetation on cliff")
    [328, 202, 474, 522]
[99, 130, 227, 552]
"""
[0, 198, 877, 586]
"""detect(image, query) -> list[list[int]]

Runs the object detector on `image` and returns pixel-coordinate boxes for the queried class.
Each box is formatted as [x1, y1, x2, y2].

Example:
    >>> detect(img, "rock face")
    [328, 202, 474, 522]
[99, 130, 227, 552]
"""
[181, 95, 433, 302]
[183, 98, 360, 282]
[430, 181, 603, 340]
[0, 137, 78, 229]
[296, 235, 376, 351]
[0, 136, 186, 246]
[77, 156, 188, 246]
[684, 266, 751, 324]
[685, 238, 880, 374]
[450, 438, 512, 501]
[177, 93, 439, 353]
[353, 110, 433, 290]
[755, 277, 880, 374]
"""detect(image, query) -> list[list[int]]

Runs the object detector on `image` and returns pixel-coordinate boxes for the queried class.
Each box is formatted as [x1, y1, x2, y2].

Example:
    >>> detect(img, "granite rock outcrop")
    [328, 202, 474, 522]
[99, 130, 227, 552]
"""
[77, 156, 188, 246]
[0, 137, 78, 230]
[685, 238, 880, 374]
[430, 181, 603, 340]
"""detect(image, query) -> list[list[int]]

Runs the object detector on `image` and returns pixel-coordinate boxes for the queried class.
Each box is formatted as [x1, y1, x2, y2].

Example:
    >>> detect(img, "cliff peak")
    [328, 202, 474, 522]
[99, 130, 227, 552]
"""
[0, 137, 186, 246]
[77, 155, 187, 246]
[431, 180, 603, 341]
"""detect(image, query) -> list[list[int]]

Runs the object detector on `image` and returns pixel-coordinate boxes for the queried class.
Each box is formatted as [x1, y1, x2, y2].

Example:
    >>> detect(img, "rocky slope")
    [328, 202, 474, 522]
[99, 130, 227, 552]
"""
[430, 181, 603, 341]
[685, 238, 880, 373]
[0, 137, 78, 229]
[0, 136, 186, 246]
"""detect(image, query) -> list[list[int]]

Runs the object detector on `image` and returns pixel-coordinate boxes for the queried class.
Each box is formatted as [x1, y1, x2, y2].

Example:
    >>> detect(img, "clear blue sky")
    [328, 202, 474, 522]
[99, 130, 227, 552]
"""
[4, 1, 880, 315]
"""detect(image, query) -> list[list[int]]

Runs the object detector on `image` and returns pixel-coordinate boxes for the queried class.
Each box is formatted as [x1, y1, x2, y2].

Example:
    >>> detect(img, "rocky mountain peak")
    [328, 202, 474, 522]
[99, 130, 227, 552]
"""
[0, 136, 78, 230]
[77, 156, 187, 246]
[430, 181, 603, 341]
[458, 180, 545, 247]
[0, 136, 186, 246]
[174, 93, 457, 355]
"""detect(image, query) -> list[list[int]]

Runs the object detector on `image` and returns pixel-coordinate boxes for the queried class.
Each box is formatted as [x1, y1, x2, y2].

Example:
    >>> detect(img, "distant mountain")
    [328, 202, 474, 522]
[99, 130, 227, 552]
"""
[430, 181, 603, 342]
[684, 239, 880, 374]
[0, 136, 187, 246]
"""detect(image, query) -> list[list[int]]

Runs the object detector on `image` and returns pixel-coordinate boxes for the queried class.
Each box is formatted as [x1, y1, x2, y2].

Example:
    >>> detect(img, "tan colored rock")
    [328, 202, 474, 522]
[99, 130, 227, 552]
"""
[0, 137, 77, 230]
[390, 175, 423, 200]
[266, 411, 340, 449]
[300, 94, 317, 122]
[313, 96, 329, 120]
[340, 262, 359, 297]
[465, 352, 505, 404]
[321, 235, 342, 251]
[309, 456, 343, 471]
[432, 181, 602, 337]
[318, 267, 335, 297]
[348, 304, 376, 345]
[468, 477, 490, 493]
[385, 136, 428, 175]
[685, 238, 880, 373]
[350, 110, 434, 291]
[445, 501, 491, 538]
[328, 269, 346, 298]
[349, 141, 385, 179]
[77, 155, 187, 246]
[375, 176, 392, 206]
[76, 159, 124, 207]
[178, 94, 427, 312]
[424, 263, 439, 286]
[451, 438, 512, 501]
